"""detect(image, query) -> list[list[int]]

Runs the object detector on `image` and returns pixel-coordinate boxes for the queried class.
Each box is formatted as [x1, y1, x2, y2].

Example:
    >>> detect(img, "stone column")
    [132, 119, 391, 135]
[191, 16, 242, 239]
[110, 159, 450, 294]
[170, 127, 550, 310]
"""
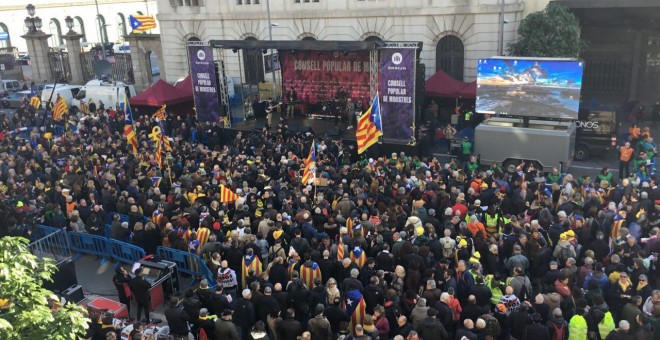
[62, 31, 85, 85]
[124, 33, 162, 92]
[21, 31, 53, 82]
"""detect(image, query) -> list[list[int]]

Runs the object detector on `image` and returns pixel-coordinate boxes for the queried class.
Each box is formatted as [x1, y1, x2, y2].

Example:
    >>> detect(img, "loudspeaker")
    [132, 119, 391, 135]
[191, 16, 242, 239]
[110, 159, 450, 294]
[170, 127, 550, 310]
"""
[43, 259, 78, 294]
[62, 284, 85, 304]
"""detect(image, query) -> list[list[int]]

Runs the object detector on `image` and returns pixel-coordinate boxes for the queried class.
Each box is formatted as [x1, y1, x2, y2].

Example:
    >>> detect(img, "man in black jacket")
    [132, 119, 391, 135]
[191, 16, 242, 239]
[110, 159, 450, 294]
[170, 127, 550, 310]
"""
[129, 267, 151, 323]
[416, 308, 448, 340]
[164, 297, 190, 338]
[364, 276, 385, 314]
[276, 308, 303, 340]
[234, 289, 256, 340]
[325, 297, 349, 335]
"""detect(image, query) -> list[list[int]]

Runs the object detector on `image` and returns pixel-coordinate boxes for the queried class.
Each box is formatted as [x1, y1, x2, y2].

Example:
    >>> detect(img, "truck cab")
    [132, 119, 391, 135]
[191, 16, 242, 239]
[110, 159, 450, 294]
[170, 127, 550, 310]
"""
[574, 109, 618, 161]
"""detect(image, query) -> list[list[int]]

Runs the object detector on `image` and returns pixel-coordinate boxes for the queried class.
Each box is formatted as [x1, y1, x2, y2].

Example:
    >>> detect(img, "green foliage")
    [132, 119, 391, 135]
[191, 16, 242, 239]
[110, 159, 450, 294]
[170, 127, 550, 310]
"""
[0, 237, 89, 339]
[507, 2, 587, 58]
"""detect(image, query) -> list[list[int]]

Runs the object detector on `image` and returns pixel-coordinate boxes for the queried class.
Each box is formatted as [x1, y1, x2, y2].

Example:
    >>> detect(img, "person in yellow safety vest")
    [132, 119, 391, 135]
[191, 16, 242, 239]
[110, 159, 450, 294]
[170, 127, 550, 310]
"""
[485, 274, 505, 305]
[485, 208, 500, 236]
[568, 304, 588, 340]
[598, 310, 615, 339]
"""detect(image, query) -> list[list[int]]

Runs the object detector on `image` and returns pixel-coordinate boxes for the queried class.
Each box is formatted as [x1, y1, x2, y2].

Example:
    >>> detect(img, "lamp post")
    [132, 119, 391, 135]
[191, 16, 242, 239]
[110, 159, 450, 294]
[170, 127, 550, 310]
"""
[266, 0, 276, 100]
[24, 4, 42, 34]
[499, 0, 505, 55]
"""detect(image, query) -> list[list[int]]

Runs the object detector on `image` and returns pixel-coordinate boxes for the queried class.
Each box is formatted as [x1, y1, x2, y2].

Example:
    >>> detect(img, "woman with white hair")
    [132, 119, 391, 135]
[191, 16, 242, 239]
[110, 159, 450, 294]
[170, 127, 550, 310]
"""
[325, 278, 341, 305]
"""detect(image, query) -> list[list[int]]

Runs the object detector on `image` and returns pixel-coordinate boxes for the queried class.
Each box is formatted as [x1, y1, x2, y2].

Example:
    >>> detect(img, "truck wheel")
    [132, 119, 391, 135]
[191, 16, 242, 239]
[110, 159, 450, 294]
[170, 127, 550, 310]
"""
[574, 145, 590, 161]
[502, 159, 520, 173]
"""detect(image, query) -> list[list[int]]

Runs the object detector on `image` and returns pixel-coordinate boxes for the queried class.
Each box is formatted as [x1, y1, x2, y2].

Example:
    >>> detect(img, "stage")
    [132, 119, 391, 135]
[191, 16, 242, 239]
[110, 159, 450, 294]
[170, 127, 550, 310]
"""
[226, 112, 426, 156]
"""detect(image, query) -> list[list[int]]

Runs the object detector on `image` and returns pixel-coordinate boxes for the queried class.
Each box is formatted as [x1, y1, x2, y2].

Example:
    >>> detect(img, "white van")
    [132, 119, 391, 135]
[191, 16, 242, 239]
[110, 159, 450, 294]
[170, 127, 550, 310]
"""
[74, 80, 137, 110]
[0, 79, 22, 95]
[112, 43, 131, 54]
[40, 84, 82, 109]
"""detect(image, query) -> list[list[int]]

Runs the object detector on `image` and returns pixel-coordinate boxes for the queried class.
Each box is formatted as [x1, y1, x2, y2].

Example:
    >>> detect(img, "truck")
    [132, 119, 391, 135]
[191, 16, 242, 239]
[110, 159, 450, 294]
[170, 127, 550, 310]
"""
[573, 108, 618, 161]
[73, 80, 137, 110]
[474, 117, 576, 173]
[40, 84, 82, 109]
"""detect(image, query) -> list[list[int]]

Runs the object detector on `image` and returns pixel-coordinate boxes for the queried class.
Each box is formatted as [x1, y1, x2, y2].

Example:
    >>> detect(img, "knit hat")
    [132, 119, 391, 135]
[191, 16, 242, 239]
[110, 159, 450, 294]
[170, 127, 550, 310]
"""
[459, 239, 468, 247]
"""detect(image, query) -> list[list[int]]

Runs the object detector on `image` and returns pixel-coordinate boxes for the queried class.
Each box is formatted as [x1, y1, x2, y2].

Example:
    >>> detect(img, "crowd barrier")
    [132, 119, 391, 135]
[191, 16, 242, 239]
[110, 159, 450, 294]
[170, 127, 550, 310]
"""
[31, 224, 61, 240]
[108, 238, 146, 270]
[67, 231, 110, 265]
[29, 226, 71, 265]
[156, 246, 215, 288]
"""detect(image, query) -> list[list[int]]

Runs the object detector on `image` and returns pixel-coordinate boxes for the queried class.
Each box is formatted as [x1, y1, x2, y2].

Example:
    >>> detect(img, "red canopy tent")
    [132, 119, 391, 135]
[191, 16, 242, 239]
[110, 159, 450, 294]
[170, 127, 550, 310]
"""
[174, 75, 193, 97]
[425, 70, 477, 98]
[129, 79, 193, 107]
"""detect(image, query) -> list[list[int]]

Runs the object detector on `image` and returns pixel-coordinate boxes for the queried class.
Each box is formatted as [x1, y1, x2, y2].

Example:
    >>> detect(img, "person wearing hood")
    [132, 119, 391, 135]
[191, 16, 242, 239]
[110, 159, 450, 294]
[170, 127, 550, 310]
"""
[547, 308, 568, 340]
[634, 313, 654, 340]
[248, 321, 270, 340]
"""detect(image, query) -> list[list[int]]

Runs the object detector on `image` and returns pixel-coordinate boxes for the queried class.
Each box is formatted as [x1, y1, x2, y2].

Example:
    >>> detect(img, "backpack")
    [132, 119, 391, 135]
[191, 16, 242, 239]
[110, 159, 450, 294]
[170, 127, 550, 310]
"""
[199, 328, 209, 340]
[269, 244, 285, 262]
[549, 321, 566, 340]
[558, 245, 573, 263]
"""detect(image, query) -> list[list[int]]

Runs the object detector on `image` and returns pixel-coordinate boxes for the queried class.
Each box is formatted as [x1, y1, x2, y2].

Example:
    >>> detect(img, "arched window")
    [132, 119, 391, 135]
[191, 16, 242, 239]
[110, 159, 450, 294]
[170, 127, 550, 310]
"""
[74, 17, 86, 42]
[243, 37, 264, 85]
[301, 36, 316, 41]
[96, 15, 108, 44]
[0, 23, 10, 49]
[49, 19, 63, 47]
[436, 35, 464, 81]
[137, 11, 144, 15]
[116, 13, 127, 40]
[364, 36, 382, 42]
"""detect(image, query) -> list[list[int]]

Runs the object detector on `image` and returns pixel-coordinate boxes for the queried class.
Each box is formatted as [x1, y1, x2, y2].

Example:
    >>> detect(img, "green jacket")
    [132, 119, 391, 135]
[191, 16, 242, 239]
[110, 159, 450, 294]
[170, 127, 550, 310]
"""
[461, 141, 472, 155]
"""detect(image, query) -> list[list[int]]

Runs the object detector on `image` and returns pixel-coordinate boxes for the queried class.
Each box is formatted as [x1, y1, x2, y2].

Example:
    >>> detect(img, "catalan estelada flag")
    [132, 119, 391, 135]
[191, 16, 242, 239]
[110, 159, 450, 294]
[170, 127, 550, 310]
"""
[129, 15, 157, 33]
[288, 258, 298, 279]
[151, 177, 162, 187]
[196, 226, 211, 253]
[301, 140, 316, 185]
[356, 93, 382, 154]
[154, 104, 166, 121]
[241, 253, 262, 289]
[345, 289, 366, 333]
[52, 97, 67, 121]
[350, 246, 366, 269]
[30, 95, 41, 109]
[300, 261, 322, 289]
[219, 185, 238, 203]
[346, 218, 354, 237]
[152, 207, 164, 226]
[337, 234, 345, 261]
[121, 93, 138, 154]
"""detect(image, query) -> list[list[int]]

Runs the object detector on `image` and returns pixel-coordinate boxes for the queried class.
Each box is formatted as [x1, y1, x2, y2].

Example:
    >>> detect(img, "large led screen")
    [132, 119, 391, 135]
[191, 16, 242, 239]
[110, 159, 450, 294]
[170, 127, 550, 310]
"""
[476, 58, 584, 120]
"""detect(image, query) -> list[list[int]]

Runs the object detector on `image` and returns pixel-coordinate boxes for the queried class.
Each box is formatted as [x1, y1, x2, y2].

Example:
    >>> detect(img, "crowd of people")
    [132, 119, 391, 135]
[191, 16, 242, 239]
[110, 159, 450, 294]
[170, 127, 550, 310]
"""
[1, 100, 660, 340]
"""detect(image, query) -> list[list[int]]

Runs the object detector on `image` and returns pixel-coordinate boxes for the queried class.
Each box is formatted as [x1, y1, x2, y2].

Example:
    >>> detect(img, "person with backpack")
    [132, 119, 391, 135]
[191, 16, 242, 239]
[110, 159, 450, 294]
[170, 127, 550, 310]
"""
[507, 267, 532, 302]
[548, 308, 569, 340]
[554, 233, 577, 264]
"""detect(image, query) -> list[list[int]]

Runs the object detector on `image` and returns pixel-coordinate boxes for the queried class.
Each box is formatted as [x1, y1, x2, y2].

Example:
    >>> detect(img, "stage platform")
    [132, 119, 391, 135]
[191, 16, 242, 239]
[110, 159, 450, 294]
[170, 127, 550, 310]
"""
[227, 112, 427, 157]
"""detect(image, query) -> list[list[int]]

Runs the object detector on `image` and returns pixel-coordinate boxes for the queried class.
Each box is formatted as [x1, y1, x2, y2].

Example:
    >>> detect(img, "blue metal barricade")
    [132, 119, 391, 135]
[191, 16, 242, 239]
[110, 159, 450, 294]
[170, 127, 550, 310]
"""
[108, 239, 146, 269]
[104, 224, 112, 238]
[67, 232, 110, 265]
[32, 224, 62, 240]
[157, 246, 210, 287]
[29, 228, 71, 265]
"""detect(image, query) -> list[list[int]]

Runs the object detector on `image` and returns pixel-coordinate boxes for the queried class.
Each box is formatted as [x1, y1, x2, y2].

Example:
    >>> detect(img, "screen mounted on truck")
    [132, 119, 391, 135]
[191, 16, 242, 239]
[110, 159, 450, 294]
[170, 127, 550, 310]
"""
[476, 58, 583, 120]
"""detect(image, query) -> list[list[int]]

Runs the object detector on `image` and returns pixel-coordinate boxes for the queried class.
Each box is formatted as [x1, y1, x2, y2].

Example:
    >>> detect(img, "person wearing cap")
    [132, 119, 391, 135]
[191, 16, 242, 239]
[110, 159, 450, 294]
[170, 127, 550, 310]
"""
[215, 309, 239, 340]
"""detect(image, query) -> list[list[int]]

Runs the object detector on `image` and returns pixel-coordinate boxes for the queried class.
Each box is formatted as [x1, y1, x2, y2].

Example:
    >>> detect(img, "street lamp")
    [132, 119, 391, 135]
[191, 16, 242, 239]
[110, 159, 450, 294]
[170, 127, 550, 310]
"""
[26, 4, 35, 18]
[266, 0, 276, 100]
[65, 16, 74, 32]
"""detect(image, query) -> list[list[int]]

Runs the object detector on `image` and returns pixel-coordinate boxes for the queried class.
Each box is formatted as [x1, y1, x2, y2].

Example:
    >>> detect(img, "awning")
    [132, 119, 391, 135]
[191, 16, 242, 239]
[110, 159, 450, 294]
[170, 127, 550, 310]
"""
[425, 70, 477, 98]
